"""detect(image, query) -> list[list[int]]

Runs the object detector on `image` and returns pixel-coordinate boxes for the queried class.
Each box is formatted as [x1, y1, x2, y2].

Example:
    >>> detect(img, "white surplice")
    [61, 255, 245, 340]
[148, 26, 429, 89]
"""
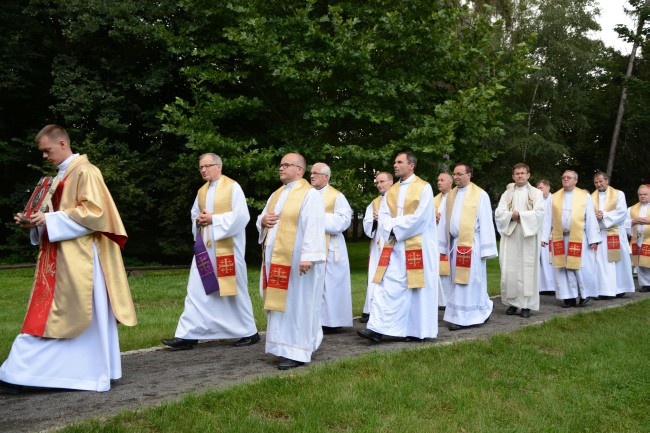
[594, 189, 635, 296]
[175, 180, 257, 340]
[436, 193, 450, 308]
[362, 196, 388, 315]
[318, 185, 353, 327]
[495, 184, 545, 310]
[626, 203, 649, 287]
[543, 191, 601, 300]
[367, 175, 439, 339]
[257, 181, 326, 363]
[539, 195, 555, 292]
[439, 186, 497, 327]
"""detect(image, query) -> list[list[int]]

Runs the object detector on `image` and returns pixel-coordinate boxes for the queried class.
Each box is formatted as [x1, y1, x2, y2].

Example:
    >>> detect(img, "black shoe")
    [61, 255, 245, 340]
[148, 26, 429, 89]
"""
[505, 306, 518, 315]
[595, 295, 614, 300]
[233, 332, 261, 347]
[278, 358, 305, 370]
[520, 309, 531, 318]
[0, 380, 24, 395]
[562, 299, 577, 308]
[161, 338, 198, 350]
[448, 323, 468, 331]
[357, 329, 383, 343]
[577, 297, 590, 307]
[359, 313, 370, 323]
[539, 290, 555, 296]
[642, 286, 650, 293]
[438, 306, 446, 311]
[322, 326, 342, 335]
[615, 293, 626, 298]
[404, 336, 424, 343]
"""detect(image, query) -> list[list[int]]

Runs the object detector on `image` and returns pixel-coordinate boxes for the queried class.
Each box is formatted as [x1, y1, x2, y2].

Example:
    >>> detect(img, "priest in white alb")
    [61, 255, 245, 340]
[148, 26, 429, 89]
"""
[1, 124, 136, 393]
[543, 170, 600, 308]
[536, 180, 555, 295]
[358, 151, 438, 343]
[626, 184, 650, 292]
[434, 172, 453, 310]
[310, 162, 353, 333]
[361, 171, 394, 323]
[161, 153, 259, 350]
[438, 163, 497, 330]
[258, 153, 326, 370]
[591, 171, 635, 299]
[495, 163, 545, 318]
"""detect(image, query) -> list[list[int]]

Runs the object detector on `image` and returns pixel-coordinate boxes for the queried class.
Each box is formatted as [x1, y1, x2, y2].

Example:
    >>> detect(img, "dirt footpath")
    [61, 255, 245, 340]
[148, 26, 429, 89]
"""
[1, 290, 648, 433]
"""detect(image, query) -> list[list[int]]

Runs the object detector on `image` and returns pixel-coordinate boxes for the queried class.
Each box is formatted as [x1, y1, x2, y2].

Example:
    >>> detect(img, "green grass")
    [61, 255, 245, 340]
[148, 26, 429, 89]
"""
[0, 240, 500, 358]
[58, 300, 650, 433]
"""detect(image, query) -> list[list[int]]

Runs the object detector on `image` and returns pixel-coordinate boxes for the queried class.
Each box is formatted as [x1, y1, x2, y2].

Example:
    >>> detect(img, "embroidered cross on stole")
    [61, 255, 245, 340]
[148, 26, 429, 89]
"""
[591, 186, 621, 262]
[551, 188, 588, 270]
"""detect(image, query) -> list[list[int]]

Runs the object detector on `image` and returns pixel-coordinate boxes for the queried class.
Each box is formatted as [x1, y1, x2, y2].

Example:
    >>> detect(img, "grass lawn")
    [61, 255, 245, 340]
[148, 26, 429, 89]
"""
[0, 241, 500, 359]
[58, 299, 650, 433]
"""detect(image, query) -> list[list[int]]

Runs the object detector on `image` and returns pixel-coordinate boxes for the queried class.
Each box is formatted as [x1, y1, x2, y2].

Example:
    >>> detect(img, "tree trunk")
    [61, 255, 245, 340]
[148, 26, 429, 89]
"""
[607, 0, 649, 178]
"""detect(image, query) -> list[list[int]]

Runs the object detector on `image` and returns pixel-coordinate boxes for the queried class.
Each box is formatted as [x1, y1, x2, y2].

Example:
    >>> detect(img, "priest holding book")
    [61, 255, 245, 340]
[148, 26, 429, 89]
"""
[1, 124, 137, 393]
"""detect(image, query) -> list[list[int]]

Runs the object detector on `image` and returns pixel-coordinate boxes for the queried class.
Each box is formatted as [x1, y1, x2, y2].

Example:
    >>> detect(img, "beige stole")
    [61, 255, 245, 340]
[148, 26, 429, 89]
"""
[591, 187, 621, 262]
[262, 178, 312, 312]
[434, 193, 450, 276]
[322, 185, 341, 252]
[372, 176, 427, 288]
[445, 183, 482, 284]
[434, 192, 442, 214]
[629, 203, 650, 267]
[198, 175, 238, 296]
[551, 188, 588, 269]
[370, 195, 382, 248]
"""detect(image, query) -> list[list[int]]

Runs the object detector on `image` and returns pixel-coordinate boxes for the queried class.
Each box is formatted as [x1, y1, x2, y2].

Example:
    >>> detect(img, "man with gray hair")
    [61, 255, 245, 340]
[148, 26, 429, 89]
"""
[310, 162, 353, 333]
[162, 153, 259, 350]
[626, 184, 650, 292]
[544, 170, 600, 308]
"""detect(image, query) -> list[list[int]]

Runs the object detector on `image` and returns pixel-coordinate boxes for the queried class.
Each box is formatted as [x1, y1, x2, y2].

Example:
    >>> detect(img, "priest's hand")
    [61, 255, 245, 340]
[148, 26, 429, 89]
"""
[29, 211, 46, 227]
[373, 210, 378, 221]
[541, 241, 548, 247]
[512, 210, 519, 222]
[595, 210, 604, 220]
[299, 261, 312, 275]
[261, 212, 280, 228]
[436, 212, 441, 224]
[197, 209, 213, 226]
[589, 243, 598, 250]
[14, 212, 35, 229]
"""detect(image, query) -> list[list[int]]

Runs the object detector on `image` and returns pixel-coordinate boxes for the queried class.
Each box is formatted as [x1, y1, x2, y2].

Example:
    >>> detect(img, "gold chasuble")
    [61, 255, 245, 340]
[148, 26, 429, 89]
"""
[445, 183, 482, 284]
[434, 192, 450, 276]
[372, 176, 427, 289]
[551, 188, 588, 269]
[22, 155, 136, 339]
[197, 175, 238, 296]
[262, 178, 312, 312]
[630, 203, 650, 267]
[322, 185, 341, 252]
[591, 187, 621, 262]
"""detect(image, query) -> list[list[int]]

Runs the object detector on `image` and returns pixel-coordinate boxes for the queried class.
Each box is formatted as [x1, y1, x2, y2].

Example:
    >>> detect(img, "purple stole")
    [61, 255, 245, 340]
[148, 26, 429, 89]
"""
[194, 228, 220, 295]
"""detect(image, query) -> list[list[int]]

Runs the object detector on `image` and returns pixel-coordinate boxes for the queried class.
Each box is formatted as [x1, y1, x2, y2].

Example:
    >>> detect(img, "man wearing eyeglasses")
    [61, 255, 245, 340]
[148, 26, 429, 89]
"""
[358, 151, 438, 343]
[438, 163, 497, 330]
[310, 162, 353, 334]
[495, 163, 545, 319]
[162, 153, 259, 350]
[591, 171, 635, 300]
[543, 170, 600, 308]
[361, 171, 394, 323]
[626, 184, 650, 292]
[257, 153, 326, 370]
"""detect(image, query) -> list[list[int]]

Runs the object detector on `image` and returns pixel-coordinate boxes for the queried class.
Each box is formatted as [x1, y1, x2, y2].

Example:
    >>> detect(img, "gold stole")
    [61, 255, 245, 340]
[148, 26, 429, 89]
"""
[434, 193, 442, 214]
[591, 187, 621, 262]
[372, 177, 427, 288]
[262, 178, 312, 312]
[630, 203, 650, 267]
[198, 175, 238, 296]
[322, 185, 341, 252]
[551, 188, 588, 270]
[445, 183, 481, 284]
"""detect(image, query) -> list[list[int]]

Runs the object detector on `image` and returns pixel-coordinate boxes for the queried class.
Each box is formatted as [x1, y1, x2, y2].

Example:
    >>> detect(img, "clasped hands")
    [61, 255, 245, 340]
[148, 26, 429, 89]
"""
[196, 209, 213, 226]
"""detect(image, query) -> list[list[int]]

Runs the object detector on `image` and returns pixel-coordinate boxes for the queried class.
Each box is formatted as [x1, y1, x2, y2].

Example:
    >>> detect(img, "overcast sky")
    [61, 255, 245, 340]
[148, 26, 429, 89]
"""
[594, 0, 636, 54]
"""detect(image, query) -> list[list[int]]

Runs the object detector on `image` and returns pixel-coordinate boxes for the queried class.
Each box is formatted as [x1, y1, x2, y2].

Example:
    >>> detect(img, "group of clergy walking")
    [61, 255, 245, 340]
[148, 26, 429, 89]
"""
[1, 125, 648, 394]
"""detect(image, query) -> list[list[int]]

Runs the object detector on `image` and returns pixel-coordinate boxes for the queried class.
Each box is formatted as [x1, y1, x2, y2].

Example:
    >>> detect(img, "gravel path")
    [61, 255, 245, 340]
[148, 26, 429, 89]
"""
[1, 289, 647, 433]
